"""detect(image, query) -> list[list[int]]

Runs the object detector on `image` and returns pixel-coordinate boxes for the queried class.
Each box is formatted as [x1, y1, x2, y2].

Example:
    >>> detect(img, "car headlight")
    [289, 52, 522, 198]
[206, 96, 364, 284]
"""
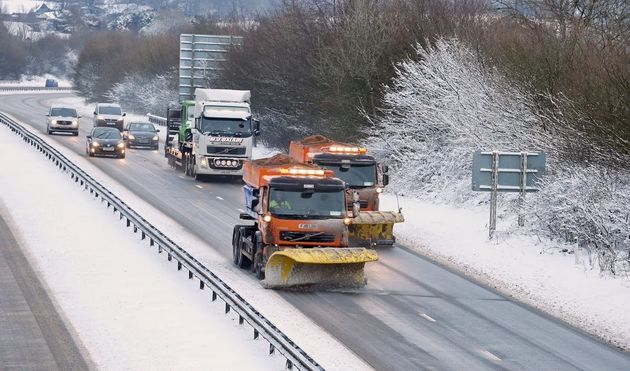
[51, 120, 57, 124]
[97, 115, 104, 120]
[117, 118, 124, 122]
[72, 120, 78, 126]
[128, 134, 135, 140]
[91, 141, 100, 147]
[152, 135, 158, 141]
[117, 142, 125, 148]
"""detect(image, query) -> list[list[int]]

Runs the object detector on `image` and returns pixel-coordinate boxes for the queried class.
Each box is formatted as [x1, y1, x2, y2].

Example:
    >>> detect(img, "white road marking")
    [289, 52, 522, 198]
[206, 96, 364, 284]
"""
[178, 175, 185, 179]
[479, 349, 501, 362]
[237, 208, 245, 213]
[420, 313, 436, 322]
[195, 185, 203, 189]
[216, 196, 224, 200]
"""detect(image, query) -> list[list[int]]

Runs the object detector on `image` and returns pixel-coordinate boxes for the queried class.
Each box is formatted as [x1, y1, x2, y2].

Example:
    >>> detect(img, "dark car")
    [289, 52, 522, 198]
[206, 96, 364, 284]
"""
[86, 127, 126, 159]
[124, 122, 160, 150]
[45, 79, 58, 88]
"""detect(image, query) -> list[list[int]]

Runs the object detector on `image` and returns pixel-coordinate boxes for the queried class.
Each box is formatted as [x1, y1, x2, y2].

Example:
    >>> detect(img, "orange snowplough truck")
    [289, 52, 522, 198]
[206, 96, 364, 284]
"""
[289, 135, 404, 247]
[233, 154, 378, 289]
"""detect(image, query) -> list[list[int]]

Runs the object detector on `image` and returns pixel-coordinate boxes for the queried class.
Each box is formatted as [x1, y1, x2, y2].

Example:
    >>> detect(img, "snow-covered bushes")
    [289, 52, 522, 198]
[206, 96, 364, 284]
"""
[106, 73, 178, 116]
[528, 168, 630, 275]
[368, 38, 630, 275]
[367, 39, 553, 202]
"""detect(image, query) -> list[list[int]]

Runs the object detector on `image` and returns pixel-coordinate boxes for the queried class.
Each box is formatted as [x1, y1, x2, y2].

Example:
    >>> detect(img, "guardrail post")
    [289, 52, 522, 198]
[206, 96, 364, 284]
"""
[177, 261, 182, 271]
[199, 281, 204, 290]
[225, 303, 230, 314]
[269, 344, 275, 355]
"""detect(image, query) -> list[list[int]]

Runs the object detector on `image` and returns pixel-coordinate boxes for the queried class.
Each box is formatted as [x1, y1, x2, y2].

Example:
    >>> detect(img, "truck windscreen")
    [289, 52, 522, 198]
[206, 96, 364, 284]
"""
[200, 117, 252, 137]
[268, 189, 345, 219]
[318, 163, 377, 188]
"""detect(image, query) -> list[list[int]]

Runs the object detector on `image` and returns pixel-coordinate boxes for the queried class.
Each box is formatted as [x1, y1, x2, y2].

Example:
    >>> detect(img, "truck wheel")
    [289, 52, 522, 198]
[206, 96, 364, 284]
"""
[232, 227, 250, 268]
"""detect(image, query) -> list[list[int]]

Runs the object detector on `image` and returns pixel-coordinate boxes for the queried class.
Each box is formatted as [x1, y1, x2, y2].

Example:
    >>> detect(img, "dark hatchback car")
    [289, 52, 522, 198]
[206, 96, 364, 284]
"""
[86, 127, 126, 159]
[124, 122, 160, 150]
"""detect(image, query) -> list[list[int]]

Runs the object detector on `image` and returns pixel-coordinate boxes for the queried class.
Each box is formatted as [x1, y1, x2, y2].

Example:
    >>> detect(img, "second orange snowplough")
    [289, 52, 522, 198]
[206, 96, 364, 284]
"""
[289, 135, 404, 247]
[233, 154, 378, 289]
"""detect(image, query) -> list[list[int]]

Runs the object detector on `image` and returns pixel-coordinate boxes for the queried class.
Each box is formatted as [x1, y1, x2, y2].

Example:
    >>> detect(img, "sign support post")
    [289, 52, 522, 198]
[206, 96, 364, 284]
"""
[489, 151, 499, 239]
[518, 152, 528, 227]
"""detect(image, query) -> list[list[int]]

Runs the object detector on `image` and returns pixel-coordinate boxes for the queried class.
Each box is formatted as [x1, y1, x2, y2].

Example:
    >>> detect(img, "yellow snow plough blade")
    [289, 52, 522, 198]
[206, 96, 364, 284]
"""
[348, 211, 405, 247]
[264, 248, 378, 289]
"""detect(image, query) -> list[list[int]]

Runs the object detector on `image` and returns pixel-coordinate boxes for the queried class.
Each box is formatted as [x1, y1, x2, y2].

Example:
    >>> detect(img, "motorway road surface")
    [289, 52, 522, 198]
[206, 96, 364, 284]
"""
[0, 211, 90, 370]
[2, 92, 630, 370]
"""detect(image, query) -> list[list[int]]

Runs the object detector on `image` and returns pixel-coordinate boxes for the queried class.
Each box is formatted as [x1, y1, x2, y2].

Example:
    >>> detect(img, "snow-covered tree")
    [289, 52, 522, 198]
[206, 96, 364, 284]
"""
[367, 37, 630, 275]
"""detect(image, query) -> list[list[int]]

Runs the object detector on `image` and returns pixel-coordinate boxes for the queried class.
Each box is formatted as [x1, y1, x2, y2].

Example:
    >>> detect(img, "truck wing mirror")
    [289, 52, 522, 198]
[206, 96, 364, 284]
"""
[383, 165, 389, 173]
[122, 112, 127, 117]
[239, 213, 255, 220]
[93, 111, 97, 115]
[383, 174, 390, 186]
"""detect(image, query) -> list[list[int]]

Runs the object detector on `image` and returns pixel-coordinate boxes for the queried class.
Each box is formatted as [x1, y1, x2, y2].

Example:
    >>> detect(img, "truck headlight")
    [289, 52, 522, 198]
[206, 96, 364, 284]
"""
[72, 120, 78, 126]
[200, 157, 208, 167]
[263, 214, 272, 223]
[376, 187, 383, 193]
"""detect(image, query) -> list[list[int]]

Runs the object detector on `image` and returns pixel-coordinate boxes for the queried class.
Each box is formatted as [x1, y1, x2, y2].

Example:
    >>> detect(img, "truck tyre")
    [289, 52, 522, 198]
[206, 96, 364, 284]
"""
[232, 226, 251, 269]
[184, 155, 191, 176]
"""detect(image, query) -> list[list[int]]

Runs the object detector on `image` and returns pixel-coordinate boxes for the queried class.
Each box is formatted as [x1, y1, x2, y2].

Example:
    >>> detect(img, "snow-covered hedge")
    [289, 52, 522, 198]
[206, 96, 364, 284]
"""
[106, 73, 178, 116]
[367, 38, 630, 275]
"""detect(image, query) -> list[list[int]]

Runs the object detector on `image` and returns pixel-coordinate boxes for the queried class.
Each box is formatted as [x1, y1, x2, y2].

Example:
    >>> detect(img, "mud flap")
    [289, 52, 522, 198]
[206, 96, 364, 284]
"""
[348, 211, 404, 247]
[263, 248, 378, 289]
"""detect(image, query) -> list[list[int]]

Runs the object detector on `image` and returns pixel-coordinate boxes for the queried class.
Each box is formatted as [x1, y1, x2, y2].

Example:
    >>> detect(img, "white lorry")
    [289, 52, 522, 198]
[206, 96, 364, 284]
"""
[165, 88, 260, 179]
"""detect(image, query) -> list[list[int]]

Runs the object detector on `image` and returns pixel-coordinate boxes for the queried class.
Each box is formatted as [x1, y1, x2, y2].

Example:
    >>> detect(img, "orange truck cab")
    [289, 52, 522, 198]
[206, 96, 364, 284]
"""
[289, 135, 389, 211]
[233, 154, 377, 288]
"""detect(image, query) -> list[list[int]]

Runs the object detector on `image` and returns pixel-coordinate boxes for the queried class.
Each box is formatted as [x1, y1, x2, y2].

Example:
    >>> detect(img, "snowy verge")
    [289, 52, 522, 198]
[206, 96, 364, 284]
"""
[382, 194, 630, 350]
[0, 125, 286, 369]
[0, 75, 73, 87]
[0, 111, 371, 370]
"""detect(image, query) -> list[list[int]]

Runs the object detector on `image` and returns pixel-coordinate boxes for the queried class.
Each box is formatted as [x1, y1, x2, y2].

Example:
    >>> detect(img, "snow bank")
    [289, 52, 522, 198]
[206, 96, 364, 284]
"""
[0, 121, 287, 369]
[382, 194, 630, 350]
[0, 74, 73, 88]
[0, 106, 371, 370]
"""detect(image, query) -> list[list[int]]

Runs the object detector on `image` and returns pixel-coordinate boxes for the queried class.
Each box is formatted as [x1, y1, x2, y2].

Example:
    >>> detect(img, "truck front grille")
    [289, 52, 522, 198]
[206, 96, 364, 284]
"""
[207, 146, 246, 156]
[279, 231, 336, 243]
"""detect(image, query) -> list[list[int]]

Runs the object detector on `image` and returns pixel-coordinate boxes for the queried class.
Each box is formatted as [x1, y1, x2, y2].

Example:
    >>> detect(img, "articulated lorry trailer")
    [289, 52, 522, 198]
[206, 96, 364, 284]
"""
[233, 154, 378, 289]
[165, 88, 260, 179]
[289, 135, 404, 247]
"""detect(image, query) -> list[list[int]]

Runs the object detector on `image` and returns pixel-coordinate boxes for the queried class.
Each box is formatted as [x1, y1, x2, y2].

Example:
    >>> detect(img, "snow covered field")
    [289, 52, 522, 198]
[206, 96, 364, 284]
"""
[0, 75, 73, 88]
[0, 108, 369, 369]
[382, 194, 630, 350]
[0, 0, 44, 13]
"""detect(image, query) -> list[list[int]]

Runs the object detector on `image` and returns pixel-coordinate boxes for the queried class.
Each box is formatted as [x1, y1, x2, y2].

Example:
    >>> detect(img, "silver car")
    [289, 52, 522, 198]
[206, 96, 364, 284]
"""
[46, 105, 80, 136]
[93, 103, 126, 131]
